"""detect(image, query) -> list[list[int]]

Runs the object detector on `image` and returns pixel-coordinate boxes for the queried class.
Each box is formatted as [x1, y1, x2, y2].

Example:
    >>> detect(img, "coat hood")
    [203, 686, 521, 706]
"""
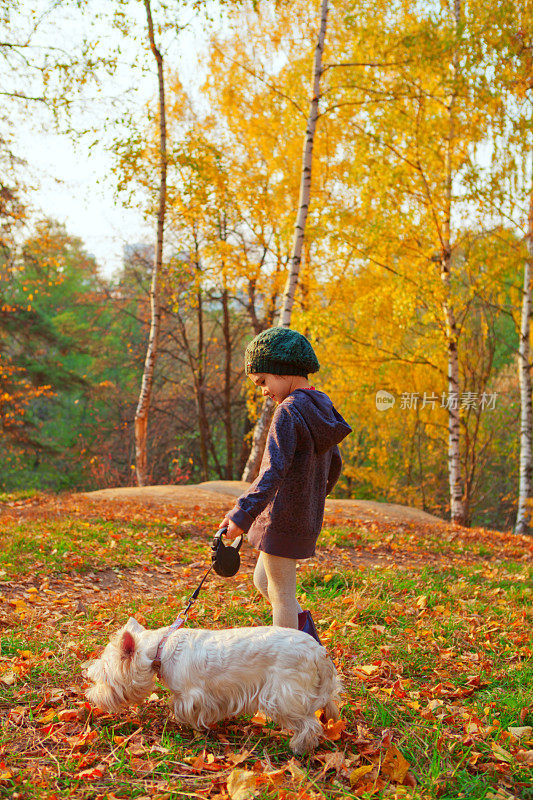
[287, 389, 352, 454]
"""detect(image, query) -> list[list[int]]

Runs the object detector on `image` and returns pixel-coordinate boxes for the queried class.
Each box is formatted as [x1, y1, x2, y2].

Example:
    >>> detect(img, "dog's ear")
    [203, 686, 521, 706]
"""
[120, 630, 136, 660]
[125, 617, 145, 633]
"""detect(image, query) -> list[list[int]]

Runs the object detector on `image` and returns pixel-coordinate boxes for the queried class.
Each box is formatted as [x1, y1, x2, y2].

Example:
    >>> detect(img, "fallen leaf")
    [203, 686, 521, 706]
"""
[37, 708, 59, 724]
[490, 743, 513, 763]
[354, 664, 380, 676]
[128, 743, 148, 757]
[403, 771, 417, 787]
[57, 709, 79, 722]
[46, 688, 66, 703]
[250, 711, 267, 726]
[322, 718, 346, 741]
[316, 750, 345, 773]
[259, 768, 285, 786]
[227, 750, 252, 766]
[349, 764, 374, 787]
[286, 757, 306, 781]
[508, 726, 532, 740]
[516, 749, 533, 765]
[187, 751, 220, 771]
[227, 768, 258, 800]
[381, 745, 411, 783]
[0, 671, 16, 686]
[75, 764, 105, 780]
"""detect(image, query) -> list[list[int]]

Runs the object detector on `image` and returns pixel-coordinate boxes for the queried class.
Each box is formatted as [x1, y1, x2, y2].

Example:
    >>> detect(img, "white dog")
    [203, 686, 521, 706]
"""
[85, 618, 341, 754]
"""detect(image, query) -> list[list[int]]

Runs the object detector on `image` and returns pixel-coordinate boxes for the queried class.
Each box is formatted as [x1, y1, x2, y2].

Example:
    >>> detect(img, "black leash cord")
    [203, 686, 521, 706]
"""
[181, 563, 214, 618]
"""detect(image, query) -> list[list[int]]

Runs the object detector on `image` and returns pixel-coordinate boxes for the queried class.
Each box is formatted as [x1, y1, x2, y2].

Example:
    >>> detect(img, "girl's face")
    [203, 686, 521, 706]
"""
[248, 373, 293, 404]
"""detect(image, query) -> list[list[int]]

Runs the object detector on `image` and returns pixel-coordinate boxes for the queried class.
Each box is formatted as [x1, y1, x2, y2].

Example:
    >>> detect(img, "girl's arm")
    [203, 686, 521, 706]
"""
[224, 405, 298, 533]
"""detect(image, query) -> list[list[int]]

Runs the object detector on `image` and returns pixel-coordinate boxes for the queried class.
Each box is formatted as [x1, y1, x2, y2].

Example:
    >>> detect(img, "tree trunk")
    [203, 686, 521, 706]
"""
[221, 286, 234, 480]
[515, 174, 533, 536]
[242, 0, 329, 481]
[279, 0, 328, 327]
[134, 0, 166, 486]
[441, 0, 466, 525]
[195, 261, 210, 482]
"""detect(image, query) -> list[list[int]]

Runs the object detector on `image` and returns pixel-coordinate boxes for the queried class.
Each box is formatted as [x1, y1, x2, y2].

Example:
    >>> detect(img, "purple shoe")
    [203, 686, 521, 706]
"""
[298, 610, 322, 645]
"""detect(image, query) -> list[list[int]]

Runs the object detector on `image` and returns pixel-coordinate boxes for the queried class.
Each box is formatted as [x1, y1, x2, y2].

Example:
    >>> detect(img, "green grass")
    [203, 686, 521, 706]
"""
[0, 517, 196, 577]
[1, 499, 532, 799]
[0, 489, 42, 503]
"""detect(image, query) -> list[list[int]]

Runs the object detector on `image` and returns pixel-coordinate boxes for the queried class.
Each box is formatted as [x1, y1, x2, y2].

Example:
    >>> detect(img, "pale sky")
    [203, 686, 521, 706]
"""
[13, 1, 219, 279]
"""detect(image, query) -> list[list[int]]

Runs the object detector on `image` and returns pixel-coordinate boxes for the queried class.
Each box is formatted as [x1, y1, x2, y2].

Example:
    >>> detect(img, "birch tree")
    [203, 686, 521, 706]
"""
[506, 19, 533, 536]
[134, 0, 167, 486]
[242, 0, 329, 481]
[441, 0, 466, 524]
[516, 184, 533, 534]
[475, 6, 533, 534]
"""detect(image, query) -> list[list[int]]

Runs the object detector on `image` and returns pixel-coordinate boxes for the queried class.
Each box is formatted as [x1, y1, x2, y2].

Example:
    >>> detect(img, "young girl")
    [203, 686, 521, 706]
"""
[220, 327, 351, 642]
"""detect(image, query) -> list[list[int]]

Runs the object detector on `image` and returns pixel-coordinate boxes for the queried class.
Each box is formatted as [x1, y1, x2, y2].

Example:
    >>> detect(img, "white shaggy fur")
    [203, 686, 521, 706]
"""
[85, 617, 341, 754]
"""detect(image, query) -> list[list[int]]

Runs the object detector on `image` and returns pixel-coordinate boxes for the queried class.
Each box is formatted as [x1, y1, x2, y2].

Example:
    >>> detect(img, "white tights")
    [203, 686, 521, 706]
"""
[253, 552, 303, 629]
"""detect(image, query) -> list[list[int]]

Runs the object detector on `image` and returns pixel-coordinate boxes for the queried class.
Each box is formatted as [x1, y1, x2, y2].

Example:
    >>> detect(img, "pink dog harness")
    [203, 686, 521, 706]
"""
[152, 615, 185, 677]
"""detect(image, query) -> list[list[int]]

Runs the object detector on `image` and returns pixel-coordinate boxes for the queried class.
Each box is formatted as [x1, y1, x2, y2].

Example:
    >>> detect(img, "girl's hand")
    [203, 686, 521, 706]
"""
[219, 516, 244, 538]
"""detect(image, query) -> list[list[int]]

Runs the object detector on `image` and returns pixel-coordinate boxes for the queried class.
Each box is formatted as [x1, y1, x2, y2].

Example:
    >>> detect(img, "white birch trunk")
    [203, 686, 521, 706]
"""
[241, 0, 329, 482]
[515, 178, 533, 536]
[279, 0, 328, 327]
[134, 0, 167, 486]
[442, 0, 466, 525]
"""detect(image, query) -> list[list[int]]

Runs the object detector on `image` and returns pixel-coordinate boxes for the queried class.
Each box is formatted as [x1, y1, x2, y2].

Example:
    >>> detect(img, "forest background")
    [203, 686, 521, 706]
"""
[1, 0, 531, 532]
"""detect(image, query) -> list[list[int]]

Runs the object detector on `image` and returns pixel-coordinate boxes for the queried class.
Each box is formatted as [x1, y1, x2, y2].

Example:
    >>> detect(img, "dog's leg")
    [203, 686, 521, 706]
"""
[323, 699, 340, 722]
[171, 688, 223, 730]
[287, 715, 323, 755]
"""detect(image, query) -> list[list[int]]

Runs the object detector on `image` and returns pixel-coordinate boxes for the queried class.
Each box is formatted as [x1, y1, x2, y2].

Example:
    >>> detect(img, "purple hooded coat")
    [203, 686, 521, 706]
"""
[228, 389, 352, 559]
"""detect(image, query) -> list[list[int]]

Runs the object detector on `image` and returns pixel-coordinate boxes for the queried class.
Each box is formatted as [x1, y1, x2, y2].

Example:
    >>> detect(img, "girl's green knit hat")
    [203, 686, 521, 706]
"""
[245, 327, 320, 377]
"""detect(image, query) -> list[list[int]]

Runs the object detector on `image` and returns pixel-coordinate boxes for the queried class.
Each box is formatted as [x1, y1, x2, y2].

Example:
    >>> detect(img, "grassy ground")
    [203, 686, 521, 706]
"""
[0, 493, 532, 800]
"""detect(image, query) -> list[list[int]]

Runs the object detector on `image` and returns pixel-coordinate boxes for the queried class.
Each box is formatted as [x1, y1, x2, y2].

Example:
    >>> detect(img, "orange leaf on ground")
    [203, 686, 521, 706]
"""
[57, 709, 78, 722]
[74, 764, 105, 780]
[354, 776, 386, 796]
[322, 718, 346, 741]
[256, 768, 285, 786]
[226, 750, 252, 766]
[380, 745, 411, 783]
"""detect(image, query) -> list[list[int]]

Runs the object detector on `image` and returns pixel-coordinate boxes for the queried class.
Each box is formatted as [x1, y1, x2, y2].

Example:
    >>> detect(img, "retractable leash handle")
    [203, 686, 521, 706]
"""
[211, 526, 243, 577]
[153, 525, 243, 675]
